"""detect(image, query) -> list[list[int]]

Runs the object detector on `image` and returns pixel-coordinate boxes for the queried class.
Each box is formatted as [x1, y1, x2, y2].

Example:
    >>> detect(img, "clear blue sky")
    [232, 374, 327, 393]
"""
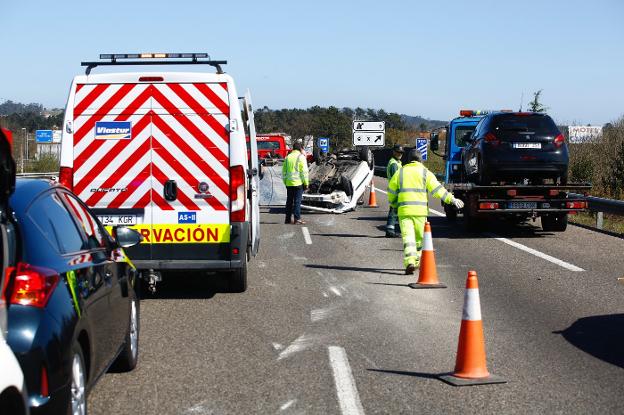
[1, 0, 622, 125]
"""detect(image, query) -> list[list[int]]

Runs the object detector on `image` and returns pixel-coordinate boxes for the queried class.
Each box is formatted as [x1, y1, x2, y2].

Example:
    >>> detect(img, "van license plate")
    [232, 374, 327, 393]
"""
[513, 143, 541, 149]
[508, 202, 538, 209]
[97, 215, 137, 226]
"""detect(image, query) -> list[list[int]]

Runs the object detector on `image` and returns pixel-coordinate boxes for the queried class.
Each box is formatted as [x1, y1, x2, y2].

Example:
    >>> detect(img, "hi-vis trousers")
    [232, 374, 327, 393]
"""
[399, 215, 426, 268]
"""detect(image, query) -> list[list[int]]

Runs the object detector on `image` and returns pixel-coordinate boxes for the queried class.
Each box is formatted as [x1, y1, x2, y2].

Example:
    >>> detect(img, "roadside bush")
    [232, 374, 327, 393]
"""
[568, 117, 624, 199]
[30, 155, 59, 173]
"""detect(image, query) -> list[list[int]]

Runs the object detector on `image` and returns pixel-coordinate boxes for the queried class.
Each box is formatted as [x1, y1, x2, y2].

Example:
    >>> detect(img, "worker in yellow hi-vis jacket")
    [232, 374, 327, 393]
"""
[387, 149, 464, 274]
[282, 140, 309, 224]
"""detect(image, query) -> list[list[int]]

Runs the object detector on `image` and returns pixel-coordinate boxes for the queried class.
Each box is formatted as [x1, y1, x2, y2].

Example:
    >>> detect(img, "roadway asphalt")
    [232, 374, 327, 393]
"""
[90, 176, 624, 414]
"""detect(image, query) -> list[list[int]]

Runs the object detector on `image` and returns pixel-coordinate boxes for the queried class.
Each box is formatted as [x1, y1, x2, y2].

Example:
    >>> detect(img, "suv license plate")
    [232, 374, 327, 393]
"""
[513, 142, 541, 149]
[97, 215, 137, 226]
[508, 202, 538, 209]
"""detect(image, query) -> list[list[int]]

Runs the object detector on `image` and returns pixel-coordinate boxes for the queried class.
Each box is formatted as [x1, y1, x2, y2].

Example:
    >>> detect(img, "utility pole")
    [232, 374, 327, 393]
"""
[21, 128, 26, 173]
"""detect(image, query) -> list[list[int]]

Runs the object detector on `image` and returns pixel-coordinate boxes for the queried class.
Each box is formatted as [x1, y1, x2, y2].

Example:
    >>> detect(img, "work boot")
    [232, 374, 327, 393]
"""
[385, 232, 396, 238]
[405, 264, 416, 275]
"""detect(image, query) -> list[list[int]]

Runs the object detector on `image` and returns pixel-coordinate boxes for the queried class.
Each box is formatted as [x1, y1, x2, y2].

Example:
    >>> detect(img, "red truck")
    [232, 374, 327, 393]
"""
[255, 134, 290, 159]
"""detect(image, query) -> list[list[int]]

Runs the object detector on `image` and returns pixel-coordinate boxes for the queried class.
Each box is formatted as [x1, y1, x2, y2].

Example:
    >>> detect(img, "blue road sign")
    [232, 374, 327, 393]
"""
[318, 137, 329, 153]
[417, 138, 428, 161]
[35, 130, 53, 143]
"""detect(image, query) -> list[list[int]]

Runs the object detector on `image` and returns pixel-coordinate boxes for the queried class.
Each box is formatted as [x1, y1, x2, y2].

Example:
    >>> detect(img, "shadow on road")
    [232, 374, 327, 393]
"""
[367, 368, 439, 380]
[353, 216, 387, 222]
[139, 271, 233, 300]
[554, 314, 624, 369]
[366, 282, 411, 288]
[306, 264, 404, 276]
[425, 216, 556, 240]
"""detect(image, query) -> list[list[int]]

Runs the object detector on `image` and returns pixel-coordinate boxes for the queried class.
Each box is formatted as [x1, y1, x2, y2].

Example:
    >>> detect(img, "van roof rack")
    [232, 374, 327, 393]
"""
[81, 53, 227, 75]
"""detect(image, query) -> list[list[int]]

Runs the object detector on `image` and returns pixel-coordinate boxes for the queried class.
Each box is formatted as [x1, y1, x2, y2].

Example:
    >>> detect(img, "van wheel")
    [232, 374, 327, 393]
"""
[229, 255, 248, 293]
[541, 214, 568, 232]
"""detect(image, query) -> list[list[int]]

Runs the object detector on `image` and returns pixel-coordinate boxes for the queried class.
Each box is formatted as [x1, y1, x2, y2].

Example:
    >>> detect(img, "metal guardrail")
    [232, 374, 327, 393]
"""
[570, 193, 624, 230]
[16, 172, 58, 179]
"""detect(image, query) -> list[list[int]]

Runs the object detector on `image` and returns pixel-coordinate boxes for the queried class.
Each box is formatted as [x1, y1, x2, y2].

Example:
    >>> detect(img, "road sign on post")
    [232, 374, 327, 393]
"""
[35, 130, 53, 143]
[318, 137, 329, 153]
[353, 121, 385, 147]
[417, 138, 428, 161]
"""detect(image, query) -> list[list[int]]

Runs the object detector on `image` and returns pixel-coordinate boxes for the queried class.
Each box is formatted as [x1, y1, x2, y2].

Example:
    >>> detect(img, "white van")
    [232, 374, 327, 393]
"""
[59, 53, 261, 292]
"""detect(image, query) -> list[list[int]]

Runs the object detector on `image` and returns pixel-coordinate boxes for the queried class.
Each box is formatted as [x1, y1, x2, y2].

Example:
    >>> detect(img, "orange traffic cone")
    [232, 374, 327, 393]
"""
[439, 271, 506, 386]
[366, 178, 378, 208]
[408, 222, 446, 289]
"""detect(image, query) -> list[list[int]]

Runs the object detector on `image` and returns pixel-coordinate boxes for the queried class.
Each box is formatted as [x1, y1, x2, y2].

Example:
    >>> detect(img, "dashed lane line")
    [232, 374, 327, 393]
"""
[328, 346, 365, 415]
[302, 226, 312, 245]
[428, 208, 584, 272]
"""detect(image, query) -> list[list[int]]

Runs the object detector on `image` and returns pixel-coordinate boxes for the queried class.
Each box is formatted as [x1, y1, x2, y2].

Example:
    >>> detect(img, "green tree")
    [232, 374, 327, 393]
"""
[527, 90, 548, 113]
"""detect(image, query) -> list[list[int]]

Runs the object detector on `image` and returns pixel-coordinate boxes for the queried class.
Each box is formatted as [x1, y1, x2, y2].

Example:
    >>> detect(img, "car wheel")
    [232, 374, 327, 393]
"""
[358, 147, 374, 169]
[110, 294, 140, 372]
[541, 213, 568, 232]
[228, 254, 248, 293]
[340, 175, 354, 198]
[68, 344, 87, 415]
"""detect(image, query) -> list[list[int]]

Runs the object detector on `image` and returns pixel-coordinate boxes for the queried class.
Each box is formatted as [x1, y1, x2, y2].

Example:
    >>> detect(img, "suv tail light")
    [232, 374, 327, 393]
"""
[566, 201, 587, 209]
[7, 263, 59, 308]
[485, 132, 500, 145]
[479, 202, 499, 210]
[230, 165, 246, 222]
[59, 166, 74, 190]
[554, 134, 565, 148]
[40, 365, 49, 397]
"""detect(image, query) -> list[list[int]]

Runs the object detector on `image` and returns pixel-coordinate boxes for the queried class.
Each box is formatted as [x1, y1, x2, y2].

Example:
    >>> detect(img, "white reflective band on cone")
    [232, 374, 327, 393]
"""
[462, 288, 482, 321]
[422, 231, 434, 251]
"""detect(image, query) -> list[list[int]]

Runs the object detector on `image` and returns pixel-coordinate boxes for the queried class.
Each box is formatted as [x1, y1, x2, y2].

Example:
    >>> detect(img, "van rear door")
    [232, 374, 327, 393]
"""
[71, 82, 153, 260]
[148, 82, 230, 261]
[243, 90, 260, 256]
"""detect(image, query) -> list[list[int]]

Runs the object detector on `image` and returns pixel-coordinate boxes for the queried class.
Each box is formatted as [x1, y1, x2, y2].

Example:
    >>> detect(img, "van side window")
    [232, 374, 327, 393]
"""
[28, 192, 85, 254]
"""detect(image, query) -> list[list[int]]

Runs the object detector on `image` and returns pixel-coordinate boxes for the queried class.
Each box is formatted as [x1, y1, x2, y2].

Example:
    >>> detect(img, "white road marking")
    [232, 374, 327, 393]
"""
[328, 346, 365, 415]
[488, 234, 585, 272]
[280, 399, 297, 411]
[302, 227, 312, 245]
[272, 342, 284, 351]
[278, 334, 317, 360]
[329, 286, 343, 297]
[375, 188, 387, 195]
[431, 206, 583, 271]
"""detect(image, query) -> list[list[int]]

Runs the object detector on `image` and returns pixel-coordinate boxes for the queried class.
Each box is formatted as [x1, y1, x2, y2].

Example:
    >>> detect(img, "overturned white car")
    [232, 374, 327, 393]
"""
[302, 147, 375, 213]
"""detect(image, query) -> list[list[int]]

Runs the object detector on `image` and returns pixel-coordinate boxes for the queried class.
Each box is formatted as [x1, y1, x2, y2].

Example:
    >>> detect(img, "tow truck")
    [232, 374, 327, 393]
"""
[430, 110, 590, 231]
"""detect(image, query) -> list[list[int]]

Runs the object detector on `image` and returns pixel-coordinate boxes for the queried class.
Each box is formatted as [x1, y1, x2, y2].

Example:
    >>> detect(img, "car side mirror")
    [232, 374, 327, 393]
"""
[113, 227, 143, 248]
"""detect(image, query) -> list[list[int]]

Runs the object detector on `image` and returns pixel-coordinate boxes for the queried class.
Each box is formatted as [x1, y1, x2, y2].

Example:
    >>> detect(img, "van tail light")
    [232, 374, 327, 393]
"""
[8, 263, 59, 308]
[40, 365, 49, 397]
[485, 132, 500, 145]
[479, 202, 499, 210]
[554, 134, 565, 148]
[59, 166, 74, 191]
[506, 189, 517, 197]
[230, 165, 246, 222]
[566, 201, 587, 209]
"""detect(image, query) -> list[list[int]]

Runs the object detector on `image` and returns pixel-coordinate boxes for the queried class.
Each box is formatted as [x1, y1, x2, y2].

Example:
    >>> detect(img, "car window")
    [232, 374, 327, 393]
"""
[454, 125, 476, 146]
[493, 114, 559, 134]
[59, 191, 107, 250]
[257, 141, 281, 150]
[27, 191, 85, 254]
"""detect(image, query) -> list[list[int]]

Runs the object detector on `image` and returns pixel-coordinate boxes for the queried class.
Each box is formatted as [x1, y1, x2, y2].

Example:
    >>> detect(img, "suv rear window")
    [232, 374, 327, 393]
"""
[492, 114, 558, 135]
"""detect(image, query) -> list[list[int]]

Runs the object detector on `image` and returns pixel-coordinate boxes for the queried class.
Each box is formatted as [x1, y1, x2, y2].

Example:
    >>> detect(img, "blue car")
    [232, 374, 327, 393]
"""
[4, 179, 142, 415]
